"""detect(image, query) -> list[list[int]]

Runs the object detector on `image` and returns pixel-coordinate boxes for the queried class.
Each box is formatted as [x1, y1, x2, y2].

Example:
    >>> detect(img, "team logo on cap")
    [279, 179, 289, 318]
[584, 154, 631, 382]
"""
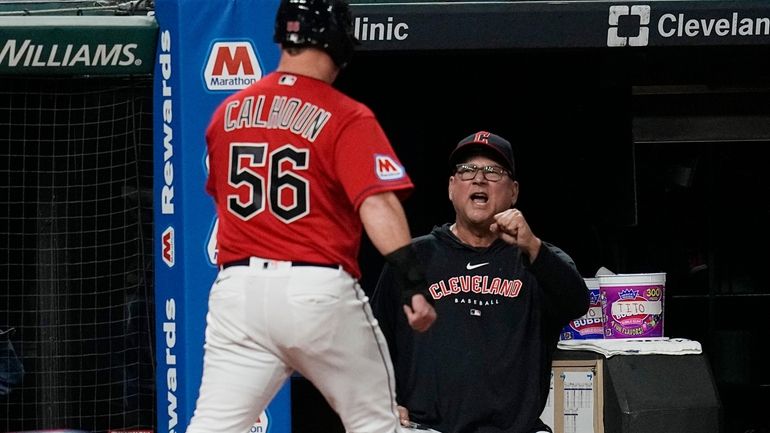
[473, 131, 491, 144]
[375, 155, 405, 180]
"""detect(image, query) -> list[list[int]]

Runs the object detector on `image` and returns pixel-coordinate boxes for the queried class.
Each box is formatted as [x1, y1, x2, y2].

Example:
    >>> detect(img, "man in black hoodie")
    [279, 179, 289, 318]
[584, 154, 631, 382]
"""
[372, 131, 589, 433]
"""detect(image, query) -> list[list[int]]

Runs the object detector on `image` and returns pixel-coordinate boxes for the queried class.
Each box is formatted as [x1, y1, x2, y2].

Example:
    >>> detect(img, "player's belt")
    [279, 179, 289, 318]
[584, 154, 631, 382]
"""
[222, 257, 340, 270]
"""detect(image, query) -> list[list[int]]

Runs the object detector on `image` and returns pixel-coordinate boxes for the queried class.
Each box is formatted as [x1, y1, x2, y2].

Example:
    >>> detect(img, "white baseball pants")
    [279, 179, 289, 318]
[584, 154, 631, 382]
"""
[186, 258, 403, 433]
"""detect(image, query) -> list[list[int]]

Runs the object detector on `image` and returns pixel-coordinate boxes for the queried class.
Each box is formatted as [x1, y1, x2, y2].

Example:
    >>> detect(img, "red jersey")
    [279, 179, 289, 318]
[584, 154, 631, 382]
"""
[205, 72, 413, 278]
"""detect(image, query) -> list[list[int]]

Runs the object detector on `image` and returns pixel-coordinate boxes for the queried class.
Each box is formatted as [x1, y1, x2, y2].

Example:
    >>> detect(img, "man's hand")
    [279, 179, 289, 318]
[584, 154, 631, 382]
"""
[397, 405, 411, 426]
[490, 208, 542, 260]
[403, 293, 436, 332]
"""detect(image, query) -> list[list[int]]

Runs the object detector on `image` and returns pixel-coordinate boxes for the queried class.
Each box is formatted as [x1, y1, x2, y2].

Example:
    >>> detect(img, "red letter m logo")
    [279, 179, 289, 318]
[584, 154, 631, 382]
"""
[375, 155, 404, 180]
[212, 45, 255, 75]
[378, 157, 397, 173]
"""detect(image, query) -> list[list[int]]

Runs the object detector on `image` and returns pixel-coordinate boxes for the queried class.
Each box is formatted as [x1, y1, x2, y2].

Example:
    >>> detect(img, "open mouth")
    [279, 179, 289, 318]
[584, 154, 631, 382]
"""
[470, 192, 488, 204]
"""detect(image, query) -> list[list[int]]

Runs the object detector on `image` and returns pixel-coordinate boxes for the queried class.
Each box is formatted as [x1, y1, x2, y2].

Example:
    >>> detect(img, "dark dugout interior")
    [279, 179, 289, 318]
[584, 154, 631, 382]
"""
[335, 45, 770, 289]
[339, 47, 655, 290]
[308, 45, 770, 433]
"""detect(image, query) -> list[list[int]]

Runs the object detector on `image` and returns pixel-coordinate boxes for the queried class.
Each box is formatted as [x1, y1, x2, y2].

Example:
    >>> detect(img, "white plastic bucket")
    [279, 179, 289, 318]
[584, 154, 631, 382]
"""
[599, 273, 666, 339]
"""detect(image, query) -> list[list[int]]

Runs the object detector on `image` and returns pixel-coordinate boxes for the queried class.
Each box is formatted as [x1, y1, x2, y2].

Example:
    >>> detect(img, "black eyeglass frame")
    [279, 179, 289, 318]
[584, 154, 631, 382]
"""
[454, 163, 511, 182]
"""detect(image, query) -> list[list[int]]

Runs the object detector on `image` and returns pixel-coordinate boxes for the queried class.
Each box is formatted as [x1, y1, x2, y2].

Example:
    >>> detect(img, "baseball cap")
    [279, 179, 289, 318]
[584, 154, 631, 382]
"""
[449, 131, 515, 177]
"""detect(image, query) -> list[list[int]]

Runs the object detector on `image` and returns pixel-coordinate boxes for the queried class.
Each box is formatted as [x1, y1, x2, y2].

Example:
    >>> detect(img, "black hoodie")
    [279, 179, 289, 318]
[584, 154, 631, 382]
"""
[371, 223, 589, 433]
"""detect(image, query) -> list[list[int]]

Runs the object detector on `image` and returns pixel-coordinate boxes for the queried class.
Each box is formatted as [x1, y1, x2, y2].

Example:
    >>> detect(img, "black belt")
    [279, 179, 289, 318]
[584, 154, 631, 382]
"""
[222, 258, 339, 270]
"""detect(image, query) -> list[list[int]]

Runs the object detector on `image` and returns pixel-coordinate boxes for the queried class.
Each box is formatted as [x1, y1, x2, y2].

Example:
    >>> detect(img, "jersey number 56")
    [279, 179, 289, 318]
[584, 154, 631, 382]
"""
[227, 142, 309, 223]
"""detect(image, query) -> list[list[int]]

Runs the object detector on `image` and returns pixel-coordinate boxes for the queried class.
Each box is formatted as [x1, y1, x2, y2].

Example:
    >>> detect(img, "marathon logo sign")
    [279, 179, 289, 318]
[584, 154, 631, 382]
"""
[161, 226, 175, 268]
[607, 5, 770, 47]
[204, 41, 263, 91]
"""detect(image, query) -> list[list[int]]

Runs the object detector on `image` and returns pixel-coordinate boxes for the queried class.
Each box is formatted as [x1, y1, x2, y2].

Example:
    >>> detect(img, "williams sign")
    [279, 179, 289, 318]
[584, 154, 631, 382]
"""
[0, 16, 157, 75]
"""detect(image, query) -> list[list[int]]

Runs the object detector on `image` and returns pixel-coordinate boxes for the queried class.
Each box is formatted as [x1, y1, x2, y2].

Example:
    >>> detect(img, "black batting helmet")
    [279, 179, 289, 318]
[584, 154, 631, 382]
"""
[274, 0, 358, 68]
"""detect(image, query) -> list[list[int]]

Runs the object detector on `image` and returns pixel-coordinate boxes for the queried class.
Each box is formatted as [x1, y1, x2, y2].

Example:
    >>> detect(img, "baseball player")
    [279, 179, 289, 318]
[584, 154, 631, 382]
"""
[186, 1, 436, 433]
[372, 131, 590, 433]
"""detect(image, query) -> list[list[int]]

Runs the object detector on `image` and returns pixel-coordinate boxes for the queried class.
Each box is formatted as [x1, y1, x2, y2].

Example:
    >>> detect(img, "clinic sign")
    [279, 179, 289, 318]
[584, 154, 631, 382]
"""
[348, 1, 770, 50]
[607, 4, 770, 46]
[153, 1, 287, 433]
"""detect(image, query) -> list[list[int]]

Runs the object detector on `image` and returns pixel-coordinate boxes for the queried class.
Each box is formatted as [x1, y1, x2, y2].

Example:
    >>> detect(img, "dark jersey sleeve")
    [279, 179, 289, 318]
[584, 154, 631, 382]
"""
[371, 263, 401, 361]
[371, 261, 439, 422]
[527, 242, 590, 329]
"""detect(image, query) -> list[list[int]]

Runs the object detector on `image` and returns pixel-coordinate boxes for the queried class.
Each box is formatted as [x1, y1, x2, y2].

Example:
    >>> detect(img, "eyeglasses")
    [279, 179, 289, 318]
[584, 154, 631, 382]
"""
[454, 163, 510, 182]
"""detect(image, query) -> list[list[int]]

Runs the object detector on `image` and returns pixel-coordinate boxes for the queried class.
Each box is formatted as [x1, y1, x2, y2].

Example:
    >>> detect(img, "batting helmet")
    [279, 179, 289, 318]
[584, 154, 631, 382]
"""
[274, 0, 358, 68]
